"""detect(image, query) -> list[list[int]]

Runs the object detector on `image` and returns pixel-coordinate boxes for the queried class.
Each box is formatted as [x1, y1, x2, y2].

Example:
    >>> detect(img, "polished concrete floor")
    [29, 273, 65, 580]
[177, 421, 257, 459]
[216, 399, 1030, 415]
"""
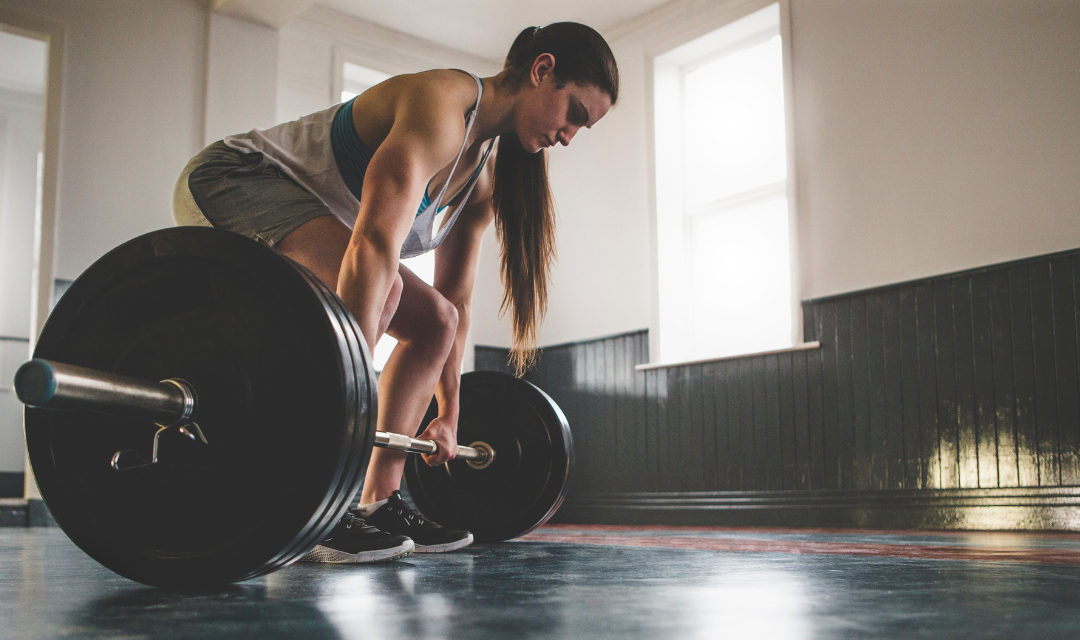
[3, 525, 1080, 639]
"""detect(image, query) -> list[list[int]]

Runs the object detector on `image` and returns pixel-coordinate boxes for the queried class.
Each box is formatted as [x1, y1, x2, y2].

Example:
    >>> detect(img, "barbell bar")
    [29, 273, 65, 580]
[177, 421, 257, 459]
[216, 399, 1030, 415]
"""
[14, 358, 493, 465]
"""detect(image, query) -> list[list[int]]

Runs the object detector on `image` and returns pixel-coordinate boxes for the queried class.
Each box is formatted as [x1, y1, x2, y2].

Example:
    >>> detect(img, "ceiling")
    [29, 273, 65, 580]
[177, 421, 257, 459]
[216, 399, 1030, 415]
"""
[314, 0, 673, 60]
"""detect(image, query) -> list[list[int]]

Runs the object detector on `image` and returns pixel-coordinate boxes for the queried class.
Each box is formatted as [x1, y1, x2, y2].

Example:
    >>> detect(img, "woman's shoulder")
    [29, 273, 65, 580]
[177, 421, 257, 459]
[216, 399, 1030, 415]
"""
[352, 69, 478, 155]
[386, 70, 484, 118]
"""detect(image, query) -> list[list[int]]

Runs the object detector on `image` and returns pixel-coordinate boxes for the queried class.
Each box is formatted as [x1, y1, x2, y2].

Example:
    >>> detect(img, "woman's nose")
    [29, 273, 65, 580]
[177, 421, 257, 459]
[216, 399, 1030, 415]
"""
[558, 127, 579, 146]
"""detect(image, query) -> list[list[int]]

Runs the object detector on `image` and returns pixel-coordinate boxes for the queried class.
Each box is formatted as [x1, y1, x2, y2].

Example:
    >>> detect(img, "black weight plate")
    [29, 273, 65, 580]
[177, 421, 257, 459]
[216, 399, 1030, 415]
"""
[404, 371, 572, 542]
[24, 227, 376, 588]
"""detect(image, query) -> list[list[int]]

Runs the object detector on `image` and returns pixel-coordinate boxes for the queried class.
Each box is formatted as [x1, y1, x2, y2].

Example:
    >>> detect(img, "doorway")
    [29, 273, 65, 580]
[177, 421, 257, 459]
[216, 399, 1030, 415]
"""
[0, 24, 47, 497]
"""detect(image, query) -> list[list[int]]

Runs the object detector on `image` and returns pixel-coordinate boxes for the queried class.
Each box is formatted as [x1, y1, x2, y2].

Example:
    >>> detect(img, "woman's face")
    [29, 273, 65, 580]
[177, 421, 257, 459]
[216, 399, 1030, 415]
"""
[516, 54, 613, 154]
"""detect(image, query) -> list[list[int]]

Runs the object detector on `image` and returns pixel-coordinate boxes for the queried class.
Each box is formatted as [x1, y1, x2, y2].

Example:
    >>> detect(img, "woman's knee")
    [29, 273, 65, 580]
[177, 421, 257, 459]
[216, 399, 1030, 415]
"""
[393, 291, 458, 354]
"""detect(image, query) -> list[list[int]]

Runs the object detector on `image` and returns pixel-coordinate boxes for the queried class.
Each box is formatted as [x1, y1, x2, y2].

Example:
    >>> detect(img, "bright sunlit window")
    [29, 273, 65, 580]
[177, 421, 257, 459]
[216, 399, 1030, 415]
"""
[340, 61, 391, 103]
[654, 3, 792, 363]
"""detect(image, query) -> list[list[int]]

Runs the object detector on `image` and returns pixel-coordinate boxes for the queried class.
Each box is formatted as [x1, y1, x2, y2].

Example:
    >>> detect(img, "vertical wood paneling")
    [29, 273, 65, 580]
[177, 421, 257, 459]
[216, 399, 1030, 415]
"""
[478, 248, 1080, 504]
[657, 367, 672, 490]
[970, 272, 999, 488]
[671, 366, 688, 491]
[990, 269, 1020, 487]
[614, 336, 630, 491]
[819, 302, 842, 490]
[882, 289, 906, 489]
[727, 360, 743, 490]
[702, 363, 718, 490]
[898, 286, 923, 488]
[714, 361, 730, 490]
[578, 340, 593, 491]
[934, 280, 961, 488]
[915, 282, 941, 489]
[645, 368, 660, 492]
[792, 352, 810, 489]
[782, 352, 801, 489]
[1010, 266, 1041, 486]
[866, 292, 888, 489]
[751, 357, 769, 488]
[851, 297, 872, 490]
[686, 364, 704, 489]
[739, 358, 756, 491]
[835, 299, 857, 490]
[806, 346, 827, 489]
[764, 355, 783, 490]
[1052, 257, 1080, 485]
[952, 278, 980, 488]
[1030, 261, 1061, 485]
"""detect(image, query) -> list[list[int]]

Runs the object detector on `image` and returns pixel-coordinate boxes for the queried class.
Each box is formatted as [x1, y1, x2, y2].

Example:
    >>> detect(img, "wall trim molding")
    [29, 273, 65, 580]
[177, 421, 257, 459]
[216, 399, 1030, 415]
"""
[556, 488, 1080, 530]
[803, 245, 1080, 306]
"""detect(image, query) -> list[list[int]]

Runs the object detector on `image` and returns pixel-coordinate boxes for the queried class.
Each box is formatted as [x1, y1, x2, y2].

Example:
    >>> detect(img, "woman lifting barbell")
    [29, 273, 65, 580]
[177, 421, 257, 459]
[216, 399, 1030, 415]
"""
[172, 23, 617, 564]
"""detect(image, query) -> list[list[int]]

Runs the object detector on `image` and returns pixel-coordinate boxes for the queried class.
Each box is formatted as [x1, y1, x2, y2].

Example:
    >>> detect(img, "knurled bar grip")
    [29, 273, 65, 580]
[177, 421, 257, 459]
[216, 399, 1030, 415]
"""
[14, 359, 490, 463]
[372, 431, 490, 463]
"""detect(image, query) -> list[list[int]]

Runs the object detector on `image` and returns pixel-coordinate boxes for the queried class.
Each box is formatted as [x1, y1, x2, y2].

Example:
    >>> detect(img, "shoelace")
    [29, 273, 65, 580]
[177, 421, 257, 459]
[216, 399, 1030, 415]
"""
[387, 497, 426, 527]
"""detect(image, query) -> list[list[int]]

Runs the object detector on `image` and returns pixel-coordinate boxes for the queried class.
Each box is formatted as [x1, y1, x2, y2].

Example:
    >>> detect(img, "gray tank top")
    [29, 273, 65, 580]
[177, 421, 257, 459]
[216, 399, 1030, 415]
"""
[223, 71, 492, 259]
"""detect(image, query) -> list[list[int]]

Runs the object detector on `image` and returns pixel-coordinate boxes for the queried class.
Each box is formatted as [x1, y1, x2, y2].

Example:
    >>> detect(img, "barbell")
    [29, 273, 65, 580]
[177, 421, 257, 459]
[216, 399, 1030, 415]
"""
[14, 227, 573, 588]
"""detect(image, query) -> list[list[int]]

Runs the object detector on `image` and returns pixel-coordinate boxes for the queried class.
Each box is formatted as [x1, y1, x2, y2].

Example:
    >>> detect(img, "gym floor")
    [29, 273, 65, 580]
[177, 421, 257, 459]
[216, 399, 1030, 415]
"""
[3, 525, 1080, 639]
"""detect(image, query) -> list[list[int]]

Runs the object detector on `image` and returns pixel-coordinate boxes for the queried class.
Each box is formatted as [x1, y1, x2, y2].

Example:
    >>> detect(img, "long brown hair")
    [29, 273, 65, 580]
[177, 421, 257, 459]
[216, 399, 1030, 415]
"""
[493, 23, 619, 375]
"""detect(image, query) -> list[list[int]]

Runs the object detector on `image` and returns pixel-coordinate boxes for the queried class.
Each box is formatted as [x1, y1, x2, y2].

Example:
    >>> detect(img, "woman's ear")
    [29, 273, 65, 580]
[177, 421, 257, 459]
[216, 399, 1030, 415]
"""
[529, 53, 556, 88]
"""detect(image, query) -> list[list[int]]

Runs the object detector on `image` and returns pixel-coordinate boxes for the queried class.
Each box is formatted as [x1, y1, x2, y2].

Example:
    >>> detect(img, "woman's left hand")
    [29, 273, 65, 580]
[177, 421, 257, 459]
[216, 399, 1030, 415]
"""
[417, 415, 459, 466]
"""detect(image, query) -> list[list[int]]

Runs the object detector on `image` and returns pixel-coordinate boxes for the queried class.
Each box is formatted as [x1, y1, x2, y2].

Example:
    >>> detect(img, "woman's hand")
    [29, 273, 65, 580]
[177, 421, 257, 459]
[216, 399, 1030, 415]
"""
[417, 414, 459, 466]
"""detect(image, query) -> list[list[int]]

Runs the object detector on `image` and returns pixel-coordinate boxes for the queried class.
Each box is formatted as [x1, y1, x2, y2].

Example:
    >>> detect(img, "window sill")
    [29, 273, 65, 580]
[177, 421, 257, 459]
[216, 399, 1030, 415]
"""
[634, 341, 821, 371]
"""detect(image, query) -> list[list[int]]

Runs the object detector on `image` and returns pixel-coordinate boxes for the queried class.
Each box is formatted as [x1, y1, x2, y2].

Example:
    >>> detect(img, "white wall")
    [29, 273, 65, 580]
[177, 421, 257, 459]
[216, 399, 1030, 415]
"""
[204, 11, 279, 145]
[277, 5, 500, 122]
[472, 0, 1080, 352]
[792, 0, 1080, 299]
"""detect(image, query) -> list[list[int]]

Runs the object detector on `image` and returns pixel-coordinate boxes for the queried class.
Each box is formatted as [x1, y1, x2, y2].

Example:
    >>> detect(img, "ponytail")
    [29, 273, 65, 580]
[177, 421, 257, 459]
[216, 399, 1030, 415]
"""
[493, 23, 618, 375]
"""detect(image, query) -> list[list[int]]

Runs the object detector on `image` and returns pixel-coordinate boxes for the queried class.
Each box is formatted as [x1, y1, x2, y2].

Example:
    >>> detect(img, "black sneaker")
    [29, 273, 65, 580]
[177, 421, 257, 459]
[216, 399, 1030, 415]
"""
[300, 512, 414, 564]
[360, 491, 473, 553]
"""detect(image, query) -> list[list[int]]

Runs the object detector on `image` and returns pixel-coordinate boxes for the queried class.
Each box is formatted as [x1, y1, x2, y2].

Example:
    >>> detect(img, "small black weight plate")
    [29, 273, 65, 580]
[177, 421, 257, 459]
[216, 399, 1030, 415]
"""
[404, 371, 572, 542]
[24, 227, 376, 588]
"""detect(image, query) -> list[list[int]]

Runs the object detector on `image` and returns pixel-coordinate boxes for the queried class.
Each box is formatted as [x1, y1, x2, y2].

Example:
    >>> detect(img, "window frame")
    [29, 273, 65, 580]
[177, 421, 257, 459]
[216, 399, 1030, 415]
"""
[648, 0, 802, 367]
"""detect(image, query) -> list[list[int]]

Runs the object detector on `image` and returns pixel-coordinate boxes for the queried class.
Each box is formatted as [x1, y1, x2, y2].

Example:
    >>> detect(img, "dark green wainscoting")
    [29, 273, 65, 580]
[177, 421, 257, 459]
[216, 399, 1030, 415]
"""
[475, 247, 1080, 530]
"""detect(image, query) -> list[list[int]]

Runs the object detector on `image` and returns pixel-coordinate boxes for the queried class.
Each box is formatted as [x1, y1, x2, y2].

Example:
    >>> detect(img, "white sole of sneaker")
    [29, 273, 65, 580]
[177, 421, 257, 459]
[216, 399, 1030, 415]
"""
[299, 538, 415, 564]
[414, 533, 474, 554]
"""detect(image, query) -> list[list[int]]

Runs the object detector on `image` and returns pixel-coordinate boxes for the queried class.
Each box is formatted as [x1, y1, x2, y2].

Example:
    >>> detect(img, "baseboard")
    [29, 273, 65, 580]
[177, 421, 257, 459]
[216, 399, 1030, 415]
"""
[0, 499, 57, 527]
[0, 472, 23, 498]
[551, 488, 1080, 531]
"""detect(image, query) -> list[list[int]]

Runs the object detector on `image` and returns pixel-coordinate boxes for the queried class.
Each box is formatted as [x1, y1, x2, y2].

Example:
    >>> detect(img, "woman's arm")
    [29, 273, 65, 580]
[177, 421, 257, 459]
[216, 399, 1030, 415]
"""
[415, 176, 496, 465]
[337, 84, 468, 355]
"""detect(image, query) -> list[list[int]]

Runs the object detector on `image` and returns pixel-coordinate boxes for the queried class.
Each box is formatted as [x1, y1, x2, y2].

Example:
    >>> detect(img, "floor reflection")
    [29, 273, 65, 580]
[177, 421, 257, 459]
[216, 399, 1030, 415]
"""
[4, 528, 1080, 639]
[69, 583, 343, 640]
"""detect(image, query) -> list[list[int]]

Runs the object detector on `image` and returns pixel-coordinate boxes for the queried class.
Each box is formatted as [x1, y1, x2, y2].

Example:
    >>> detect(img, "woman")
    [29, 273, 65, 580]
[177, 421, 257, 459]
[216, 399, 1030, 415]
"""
[173, 23, 618, 563]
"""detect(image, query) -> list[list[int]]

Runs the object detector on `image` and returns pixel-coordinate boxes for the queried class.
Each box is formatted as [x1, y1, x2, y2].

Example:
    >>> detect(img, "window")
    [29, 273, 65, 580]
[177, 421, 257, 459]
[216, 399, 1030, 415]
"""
[653, 3, 793, 364]
[340, 62, 390, 103]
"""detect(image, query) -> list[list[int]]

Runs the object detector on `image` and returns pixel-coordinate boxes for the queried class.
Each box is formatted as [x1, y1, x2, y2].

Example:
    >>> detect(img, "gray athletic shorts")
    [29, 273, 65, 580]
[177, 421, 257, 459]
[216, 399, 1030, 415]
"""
[172, 141, 332, 247]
